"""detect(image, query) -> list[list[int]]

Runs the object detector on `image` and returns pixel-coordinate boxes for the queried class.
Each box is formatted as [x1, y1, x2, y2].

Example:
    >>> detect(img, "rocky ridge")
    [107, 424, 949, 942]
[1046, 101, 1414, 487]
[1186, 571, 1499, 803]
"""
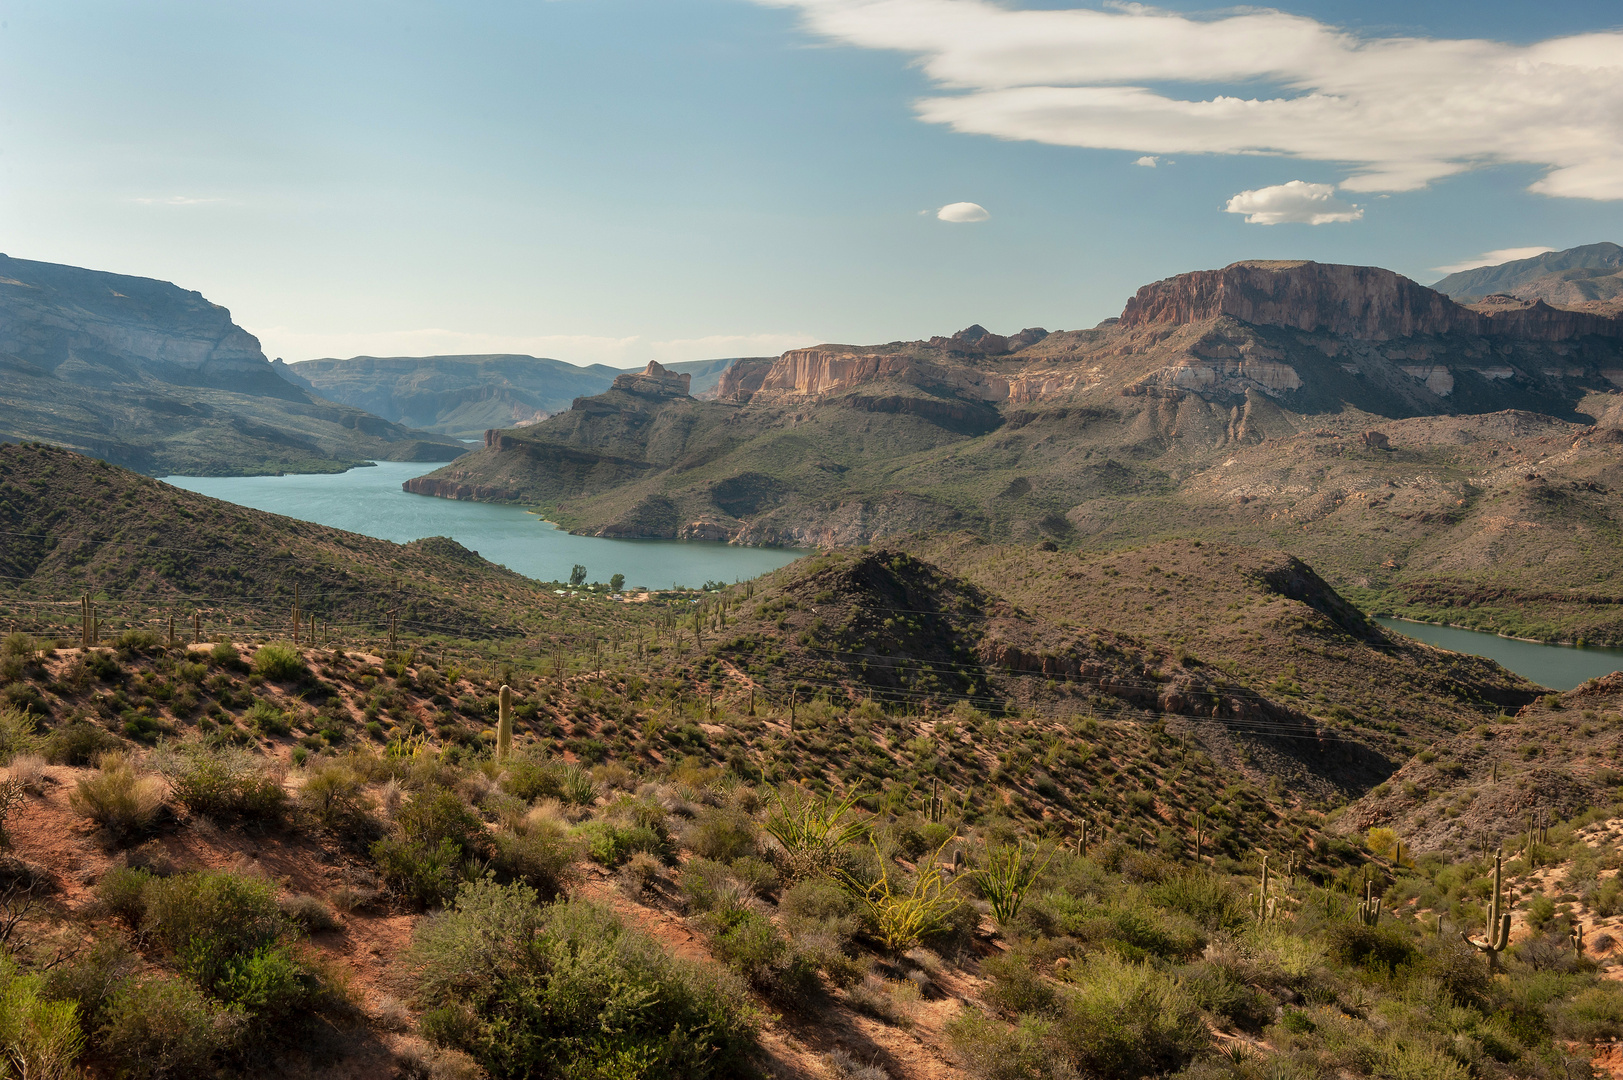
[0, 255, 464, 474]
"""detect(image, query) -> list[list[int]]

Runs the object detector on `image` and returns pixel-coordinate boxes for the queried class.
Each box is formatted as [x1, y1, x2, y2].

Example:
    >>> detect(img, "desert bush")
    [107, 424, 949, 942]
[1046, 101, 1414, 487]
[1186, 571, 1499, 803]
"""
[845, 974, 921, 1028]
[0, 951, 84, 1080]
[209, 641, 245, 670]
[1326, 921, 1419, 973]
[112, 629, 164, 658]
[1554, 984, 1623, 1041]
[684, 807, 758, 862]
[578, 820, 669, 868]
[396, 787, 487, 855]
[618, 851, 665, 900]
[1148, 869, 1250, 933]
[707, 906, 815, 995]
[0, 707, 43, 765]
[947, 1009, 1052, 1080]
[555, 764, 598, 807]
[728, 855, 779, 898]
[251, 644, 307, 682]
[297, 762, 373, 834]
[372, 837, 465, 909]
[43, 721, 121, 766]
[42, 937, 139, 1035]
[1047, 953, 1206, 1078]
[781, 876, 863, 942]
[408, 880, 755, 1079]
[101, 975, 233, 1080]
[280, 894, 340, 933]
[492, 823, 580, 900]
[141, 870, 289, 994]
[69, 753, 165, 842]
[982, 951, 1060, 1017]
[153, 743, 286, 821]
[245, 700, 290, 737]
[96, 865, 154, 926]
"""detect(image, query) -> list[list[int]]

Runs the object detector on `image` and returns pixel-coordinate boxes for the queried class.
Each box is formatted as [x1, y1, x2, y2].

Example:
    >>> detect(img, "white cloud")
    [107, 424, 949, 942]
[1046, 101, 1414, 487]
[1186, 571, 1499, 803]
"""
[254, 326, 820, 367]
[937, 201, 990, 222]
[132, 195, 226, 206]
[1134, 155, 1158, 167]
[753, 0, 1623, 199]
[1430, 246, 1556, 275]
[1224, 181, 1362, 225]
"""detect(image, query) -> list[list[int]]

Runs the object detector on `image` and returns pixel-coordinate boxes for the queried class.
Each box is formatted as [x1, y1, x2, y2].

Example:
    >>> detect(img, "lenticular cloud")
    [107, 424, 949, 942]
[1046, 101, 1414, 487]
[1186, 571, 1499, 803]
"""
[754, 0, 1623, 200]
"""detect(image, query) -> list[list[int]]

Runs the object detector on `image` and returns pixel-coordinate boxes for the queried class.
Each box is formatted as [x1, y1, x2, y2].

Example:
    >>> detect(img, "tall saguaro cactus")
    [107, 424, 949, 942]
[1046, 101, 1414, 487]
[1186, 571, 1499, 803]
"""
[497, 684, 513, 761]
[1462, 849, 1512, 970]
[1357, 879, 1383, 926]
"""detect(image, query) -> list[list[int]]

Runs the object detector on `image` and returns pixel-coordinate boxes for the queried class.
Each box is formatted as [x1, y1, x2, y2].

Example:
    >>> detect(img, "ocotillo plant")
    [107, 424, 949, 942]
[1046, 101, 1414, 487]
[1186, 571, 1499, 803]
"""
[1357, 880, 1382, 926]
[1462, 849, 1512, 970]
[497, 684, 513, 760]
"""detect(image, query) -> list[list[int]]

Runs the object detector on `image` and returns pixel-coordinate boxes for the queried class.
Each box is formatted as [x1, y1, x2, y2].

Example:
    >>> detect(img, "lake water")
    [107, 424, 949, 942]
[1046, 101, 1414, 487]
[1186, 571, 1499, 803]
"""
[1375, 617, 1623, 691]
[162, 462, 806, 590]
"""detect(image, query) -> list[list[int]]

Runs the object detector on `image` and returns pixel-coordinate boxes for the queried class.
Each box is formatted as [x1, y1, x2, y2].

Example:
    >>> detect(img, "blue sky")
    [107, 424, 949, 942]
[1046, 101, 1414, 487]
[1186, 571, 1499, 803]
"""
[2, 0, 1620, 366]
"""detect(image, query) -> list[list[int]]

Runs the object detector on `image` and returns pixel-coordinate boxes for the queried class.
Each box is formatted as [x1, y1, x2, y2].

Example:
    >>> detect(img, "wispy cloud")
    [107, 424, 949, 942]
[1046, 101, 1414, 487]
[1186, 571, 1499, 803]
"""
[1224, 181, 1362, 225]
[1134, 155, 1158, 167]
[753, 0, 1623, 199]
[937, 201, 990, 222]
[253, 327, 821, 367]
[1430, 246, 1556, 275]
[131, 195, 227, 206]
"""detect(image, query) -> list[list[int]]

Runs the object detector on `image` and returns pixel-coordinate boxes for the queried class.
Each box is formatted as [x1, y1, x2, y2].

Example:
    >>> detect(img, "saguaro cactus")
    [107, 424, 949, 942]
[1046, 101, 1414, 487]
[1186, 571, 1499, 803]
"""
[1462, 849, 1512, 970]
[1257, 855, 1272, 921]
[1357, 880, 1383, 926]
[497, 684, 513, 760]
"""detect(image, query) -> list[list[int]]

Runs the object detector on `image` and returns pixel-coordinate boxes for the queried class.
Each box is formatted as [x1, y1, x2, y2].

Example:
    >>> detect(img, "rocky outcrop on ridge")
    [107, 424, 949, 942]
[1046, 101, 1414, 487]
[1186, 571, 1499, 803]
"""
[1122, 260, 1623, 342]
[609, 360, 691, 398]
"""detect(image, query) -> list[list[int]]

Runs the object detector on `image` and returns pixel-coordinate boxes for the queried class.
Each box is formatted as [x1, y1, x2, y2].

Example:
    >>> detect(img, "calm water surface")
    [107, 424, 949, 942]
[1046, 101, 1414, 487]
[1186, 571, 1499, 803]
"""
[163, 462, 806, 589]
[1375, 617, 1623, 691]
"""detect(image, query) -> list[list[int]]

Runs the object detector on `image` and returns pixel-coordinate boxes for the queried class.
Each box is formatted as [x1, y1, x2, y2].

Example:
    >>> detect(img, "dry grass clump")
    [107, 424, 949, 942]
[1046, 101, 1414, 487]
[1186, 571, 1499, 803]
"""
[69, 753, 165, 843]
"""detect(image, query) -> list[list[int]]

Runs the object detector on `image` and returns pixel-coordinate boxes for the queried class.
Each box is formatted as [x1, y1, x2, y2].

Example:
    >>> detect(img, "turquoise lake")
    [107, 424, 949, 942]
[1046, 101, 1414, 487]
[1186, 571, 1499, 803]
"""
[162, 462, 806, 590]
[1375, 617, 1623, 691]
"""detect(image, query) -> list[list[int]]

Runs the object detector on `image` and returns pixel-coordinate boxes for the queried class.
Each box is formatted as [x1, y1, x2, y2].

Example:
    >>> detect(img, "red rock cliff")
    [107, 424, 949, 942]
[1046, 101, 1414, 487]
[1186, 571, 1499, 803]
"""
[1121, 261, 1623, 342]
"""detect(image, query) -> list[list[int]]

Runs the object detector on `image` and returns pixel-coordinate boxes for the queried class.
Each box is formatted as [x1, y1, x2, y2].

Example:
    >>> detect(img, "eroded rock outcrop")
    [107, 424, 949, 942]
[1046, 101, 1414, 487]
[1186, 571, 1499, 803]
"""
[610, 360, 691, 398]
[1122, 260, 1623, 342]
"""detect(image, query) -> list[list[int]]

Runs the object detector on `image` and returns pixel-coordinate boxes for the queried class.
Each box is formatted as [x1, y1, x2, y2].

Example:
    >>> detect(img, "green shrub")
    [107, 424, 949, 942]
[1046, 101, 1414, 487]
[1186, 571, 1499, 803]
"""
[499, 757, 564, 802]
[1555, 985, 1623, 1041]
[396, 788, 487, 856]
[251, 645, 307, 682]
[707, 906, 814, 995]
[245, 700, 290, 737]
[0, 951, 85, 1080]
[101, 976, 231, 1080]
[68, 753, 165, 842]
[1182, 963, 1274, 1032]
[44, 721, 121, 766]
[0, 706, 43, 764]
[208, 641, 245, 670]
[280, 894, 340, 933]
[579, 821, 669, 868]
[947, 1009, 1053, 1080]
[153, 743, 287, 821]
[141, 871, 288, 994]
[41, 937, 139, 1035]
[981, 952, 1060, 1017]
[407, 880, 756, 1079]
[1047, 954, 1206, 1078]
[211, 943, 307, 1019]
[112, 629, 164, 657]
[1147, 870, 1249, 933]
[96, 866, 154, 927]
[685, 807, 758, 862]
[492, 826, 580, 900]
[372, 837, 465, 909]
[298, 763, 373, 835]
[1326, 921, 1420, 973]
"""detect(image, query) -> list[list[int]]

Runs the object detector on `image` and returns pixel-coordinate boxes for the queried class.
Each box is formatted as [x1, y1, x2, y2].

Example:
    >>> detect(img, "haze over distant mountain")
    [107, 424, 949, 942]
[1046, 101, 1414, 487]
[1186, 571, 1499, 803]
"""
[279, 354, 765, 440]
[408, 256, 1623, 645]
[0, 255, 464, 475]
[1432, 242, 1623, 309]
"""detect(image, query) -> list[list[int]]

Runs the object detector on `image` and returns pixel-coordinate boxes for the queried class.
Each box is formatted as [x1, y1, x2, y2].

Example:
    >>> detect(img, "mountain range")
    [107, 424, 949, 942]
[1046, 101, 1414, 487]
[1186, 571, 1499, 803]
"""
[1432, 241, 1623, 314]
[0, 255, 465, 474]
[277, 354, 763, 439]
[406, 248, 1623, 644]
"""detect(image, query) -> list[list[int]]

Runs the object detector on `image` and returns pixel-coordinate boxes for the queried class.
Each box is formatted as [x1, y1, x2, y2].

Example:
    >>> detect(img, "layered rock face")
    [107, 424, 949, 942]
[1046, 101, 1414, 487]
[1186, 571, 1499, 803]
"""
[610, 360, 691, 398]
[0, 254, 287, 393]
[1122, 261, 1623, 343]
[0, 255, 464, 473]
